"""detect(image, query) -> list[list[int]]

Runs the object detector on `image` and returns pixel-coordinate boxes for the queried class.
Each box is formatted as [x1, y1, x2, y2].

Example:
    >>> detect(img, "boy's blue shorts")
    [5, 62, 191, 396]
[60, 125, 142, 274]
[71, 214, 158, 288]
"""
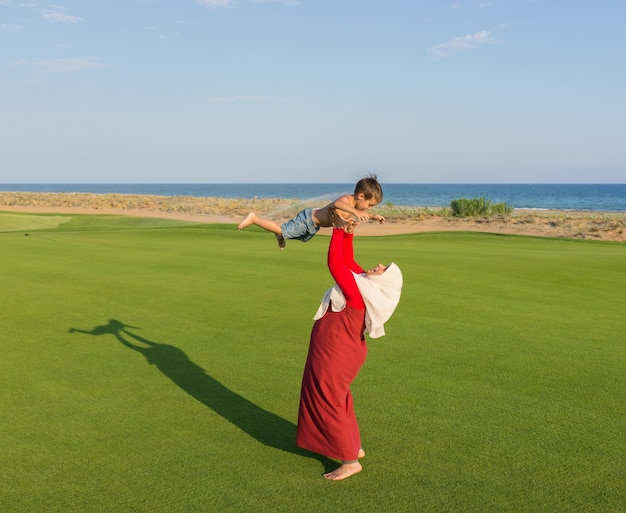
[281, 208, 319, 242]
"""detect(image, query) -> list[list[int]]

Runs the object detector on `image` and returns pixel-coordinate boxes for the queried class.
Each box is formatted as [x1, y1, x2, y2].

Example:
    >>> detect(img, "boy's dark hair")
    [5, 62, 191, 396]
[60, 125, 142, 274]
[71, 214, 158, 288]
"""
[355, 174, 383, 202]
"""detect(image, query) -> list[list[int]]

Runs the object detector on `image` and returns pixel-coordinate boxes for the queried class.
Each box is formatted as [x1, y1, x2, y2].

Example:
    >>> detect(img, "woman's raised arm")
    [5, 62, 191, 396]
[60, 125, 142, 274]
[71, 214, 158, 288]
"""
[328, 227, 365, 308]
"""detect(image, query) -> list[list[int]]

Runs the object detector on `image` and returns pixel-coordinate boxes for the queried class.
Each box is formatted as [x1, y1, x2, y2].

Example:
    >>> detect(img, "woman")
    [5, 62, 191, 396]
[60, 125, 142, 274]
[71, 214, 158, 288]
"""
[297, 223, 403, 480]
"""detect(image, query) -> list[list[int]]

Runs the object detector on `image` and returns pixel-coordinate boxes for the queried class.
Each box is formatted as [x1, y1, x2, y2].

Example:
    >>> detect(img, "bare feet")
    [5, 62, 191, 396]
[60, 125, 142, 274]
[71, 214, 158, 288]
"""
[323, 461, 362, 481]
[358, 448, 365, 458]
[237, 212, 257, 230]
[238, 212, 285, 249]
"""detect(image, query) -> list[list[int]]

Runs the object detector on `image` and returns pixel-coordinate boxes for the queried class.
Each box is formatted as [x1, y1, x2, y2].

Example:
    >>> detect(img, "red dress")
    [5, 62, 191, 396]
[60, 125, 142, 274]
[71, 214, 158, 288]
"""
[297, 228, 367, 461]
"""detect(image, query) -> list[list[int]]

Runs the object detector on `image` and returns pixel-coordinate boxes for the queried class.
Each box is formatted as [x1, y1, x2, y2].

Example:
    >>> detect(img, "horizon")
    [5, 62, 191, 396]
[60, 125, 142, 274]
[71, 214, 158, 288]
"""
[2, 181, 626, 186]
[3, 182, 625, 211]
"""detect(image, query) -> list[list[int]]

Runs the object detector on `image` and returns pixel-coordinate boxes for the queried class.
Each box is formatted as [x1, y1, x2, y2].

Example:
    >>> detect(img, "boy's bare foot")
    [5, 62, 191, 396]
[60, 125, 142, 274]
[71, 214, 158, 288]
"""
[323, 461, 362, 481]
[238, 212, 256, 230]
[275, 234, 286, 249]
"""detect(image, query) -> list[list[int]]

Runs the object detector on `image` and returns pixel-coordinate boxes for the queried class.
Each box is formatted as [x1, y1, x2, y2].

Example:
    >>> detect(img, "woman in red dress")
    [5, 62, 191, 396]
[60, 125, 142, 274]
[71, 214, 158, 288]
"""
[297, 223, 403, 480]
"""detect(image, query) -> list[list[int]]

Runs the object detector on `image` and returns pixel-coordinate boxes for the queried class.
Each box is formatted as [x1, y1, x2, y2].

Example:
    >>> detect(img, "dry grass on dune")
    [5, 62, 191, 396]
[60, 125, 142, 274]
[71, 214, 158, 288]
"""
[0, 191, 301, 217]
[372, 205, 626, 242]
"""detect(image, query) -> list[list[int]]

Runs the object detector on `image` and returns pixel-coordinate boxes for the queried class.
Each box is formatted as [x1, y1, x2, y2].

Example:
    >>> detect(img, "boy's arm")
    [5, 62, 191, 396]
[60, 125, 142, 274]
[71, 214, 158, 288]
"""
[331, 196, 370, 222]
[331, 195, 385, 224]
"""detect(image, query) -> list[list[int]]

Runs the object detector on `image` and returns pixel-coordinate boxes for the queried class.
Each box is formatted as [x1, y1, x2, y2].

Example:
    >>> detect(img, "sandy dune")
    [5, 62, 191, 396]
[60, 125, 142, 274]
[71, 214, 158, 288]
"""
[1, 192, 624, 242]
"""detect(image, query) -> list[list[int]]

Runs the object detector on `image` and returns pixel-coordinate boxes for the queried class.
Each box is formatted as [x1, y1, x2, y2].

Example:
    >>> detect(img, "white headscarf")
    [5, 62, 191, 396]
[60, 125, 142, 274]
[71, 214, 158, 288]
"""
[313, 263, 403, 338]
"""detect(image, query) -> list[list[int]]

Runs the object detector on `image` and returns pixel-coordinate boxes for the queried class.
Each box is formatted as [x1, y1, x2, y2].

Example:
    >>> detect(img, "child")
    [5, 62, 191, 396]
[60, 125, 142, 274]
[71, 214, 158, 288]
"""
[237, 175, 386, 249]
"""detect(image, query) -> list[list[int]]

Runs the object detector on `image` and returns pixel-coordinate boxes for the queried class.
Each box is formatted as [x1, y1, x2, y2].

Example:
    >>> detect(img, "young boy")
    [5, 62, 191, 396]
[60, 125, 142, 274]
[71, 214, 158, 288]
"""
[237, 175, 385, 249]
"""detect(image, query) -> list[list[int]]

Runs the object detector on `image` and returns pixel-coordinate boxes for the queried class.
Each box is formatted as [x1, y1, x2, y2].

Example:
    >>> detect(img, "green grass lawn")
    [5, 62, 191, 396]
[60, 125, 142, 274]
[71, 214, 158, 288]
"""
[1, 212, 624, 513]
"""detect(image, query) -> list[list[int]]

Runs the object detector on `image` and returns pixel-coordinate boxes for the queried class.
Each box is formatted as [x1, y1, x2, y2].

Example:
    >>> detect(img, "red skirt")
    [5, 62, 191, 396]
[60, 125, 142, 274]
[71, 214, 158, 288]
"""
[297, 305, 367, 461]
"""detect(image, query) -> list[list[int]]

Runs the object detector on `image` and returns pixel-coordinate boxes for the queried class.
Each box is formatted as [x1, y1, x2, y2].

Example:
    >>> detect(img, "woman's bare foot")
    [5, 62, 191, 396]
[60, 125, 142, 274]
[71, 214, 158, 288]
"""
[358, 448, 365, 458]
[275, 233, 286, 249]
[323, 461, 362, 481]
[237, 212, 256, 230]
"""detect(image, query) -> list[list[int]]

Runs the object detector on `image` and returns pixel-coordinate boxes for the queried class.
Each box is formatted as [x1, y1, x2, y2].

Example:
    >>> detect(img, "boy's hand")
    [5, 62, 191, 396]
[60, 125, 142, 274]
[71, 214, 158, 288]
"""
[371, 214, 385, 224]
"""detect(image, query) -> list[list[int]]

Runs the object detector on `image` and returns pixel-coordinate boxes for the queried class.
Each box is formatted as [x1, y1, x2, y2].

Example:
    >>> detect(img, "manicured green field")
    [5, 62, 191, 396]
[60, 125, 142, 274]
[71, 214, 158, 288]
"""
[1, 212, 624, 513]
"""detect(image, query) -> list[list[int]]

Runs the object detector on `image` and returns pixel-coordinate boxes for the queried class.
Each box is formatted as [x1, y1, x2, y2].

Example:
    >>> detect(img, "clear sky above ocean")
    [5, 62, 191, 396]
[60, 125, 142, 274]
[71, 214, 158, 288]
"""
[2, 1, 625, 184]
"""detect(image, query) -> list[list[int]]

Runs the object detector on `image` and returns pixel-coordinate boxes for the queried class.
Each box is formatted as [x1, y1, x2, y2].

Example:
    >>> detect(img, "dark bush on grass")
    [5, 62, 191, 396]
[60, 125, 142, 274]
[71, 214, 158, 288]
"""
[450, 197, 514, 217]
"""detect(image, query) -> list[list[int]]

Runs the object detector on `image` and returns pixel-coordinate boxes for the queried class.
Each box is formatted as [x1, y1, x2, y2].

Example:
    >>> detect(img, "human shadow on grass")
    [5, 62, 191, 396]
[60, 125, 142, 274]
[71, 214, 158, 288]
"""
[69, 319, 333, 470]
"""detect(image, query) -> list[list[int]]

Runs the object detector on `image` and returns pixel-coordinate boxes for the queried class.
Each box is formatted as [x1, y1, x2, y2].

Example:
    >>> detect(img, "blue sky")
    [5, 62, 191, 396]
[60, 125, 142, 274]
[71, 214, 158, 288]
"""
[2, 0, 625, 183]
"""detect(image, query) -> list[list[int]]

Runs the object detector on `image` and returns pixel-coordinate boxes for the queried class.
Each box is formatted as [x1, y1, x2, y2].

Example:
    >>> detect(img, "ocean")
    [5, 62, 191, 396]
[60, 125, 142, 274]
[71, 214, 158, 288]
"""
[1, 183, 625, 212]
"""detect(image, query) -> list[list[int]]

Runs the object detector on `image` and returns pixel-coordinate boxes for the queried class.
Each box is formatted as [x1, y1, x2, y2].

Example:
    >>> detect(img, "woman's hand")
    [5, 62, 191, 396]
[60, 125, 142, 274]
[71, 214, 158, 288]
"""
[343, 220, 357, 234]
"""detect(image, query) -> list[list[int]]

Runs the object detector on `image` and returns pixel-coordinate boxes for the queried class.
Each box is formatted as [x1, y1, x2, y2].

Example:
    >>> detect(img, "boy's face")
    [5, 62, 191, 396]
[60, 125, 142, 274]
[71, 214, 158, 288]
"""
[355, 192, 379, 211]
